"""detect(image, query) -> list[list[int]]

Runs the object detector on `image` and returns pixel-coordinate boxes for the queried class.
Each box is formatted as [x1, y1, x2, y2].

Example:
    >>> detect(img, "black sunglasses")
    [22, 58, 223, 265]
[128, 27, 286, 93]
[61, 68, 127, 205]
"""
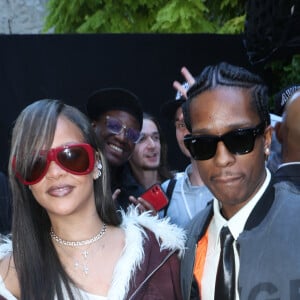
[184, 122, 266, 161]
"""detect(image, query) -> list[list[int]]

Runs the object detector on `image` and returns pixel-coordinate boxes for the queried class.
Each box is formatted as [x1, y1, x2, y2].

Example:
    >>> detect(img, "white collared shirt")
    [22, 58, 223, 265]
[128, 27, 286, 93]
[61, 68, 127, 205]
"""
[201, 168, 271, 300]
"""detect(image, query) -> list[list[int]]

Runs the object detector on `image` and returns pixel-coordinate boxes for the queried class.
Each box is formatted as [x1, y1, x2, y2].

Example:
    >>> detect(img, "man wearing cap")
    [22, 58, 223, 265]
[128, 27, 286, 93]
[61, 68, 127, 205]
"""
[86, 87, 146, 210]
[274, 88, 300, 192]
[160, 79, 213, 228]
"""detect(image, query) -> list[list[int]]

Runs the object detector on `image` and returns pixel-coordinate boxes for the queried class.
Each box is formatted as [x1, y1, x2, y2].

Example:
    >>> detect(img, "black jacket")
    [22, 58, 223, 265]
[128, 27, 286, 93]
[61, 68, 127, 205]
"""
[0, 172, 11, 234]
[111, 163, 145, 211]
[274, 163, 300, 192]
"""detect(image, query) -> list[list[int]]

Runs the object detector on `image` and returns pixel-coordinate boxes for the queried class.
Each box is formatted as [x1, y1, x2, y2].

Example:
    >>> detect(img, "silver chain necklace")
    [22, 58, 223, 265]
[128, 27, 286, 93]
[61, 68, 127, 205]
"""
[50, 223, 107, 247]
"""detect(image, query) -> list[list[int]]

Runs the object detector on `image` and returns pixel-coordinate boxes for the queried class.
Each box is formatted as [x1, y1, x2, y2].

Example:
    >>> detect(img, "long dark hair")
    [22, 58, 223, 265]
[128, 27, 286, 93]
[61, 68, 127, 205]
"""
[142, 112, 173, 182]
[8, 99, 121, 300]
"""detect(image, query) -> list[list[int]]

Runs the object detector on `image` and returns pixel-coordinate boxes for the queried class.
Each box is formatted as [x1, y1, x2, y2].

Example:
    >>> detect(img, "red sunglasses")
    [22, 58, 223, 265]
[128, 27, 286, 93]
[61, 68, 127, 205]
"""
[14, 143, 95, 185]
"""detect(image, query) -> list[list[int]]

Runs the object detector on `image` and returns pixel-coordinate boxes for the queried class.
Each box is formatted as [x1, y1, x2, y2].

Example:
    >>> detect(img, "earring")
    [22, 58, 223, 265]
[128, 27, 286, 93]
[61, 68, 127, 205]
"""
[265, 147, 270, 156]
[94, 160, 102, 179]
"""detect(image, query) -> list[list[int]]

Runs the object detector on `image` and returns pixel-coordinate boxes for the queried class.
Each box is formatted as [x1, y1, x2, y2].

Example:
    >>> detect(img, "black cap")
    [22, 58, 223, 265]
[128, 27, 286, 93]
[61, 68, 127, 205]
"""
[160, 82, 190, 122]
[86, 87, 143, 129]
[273, 84, 300, 116]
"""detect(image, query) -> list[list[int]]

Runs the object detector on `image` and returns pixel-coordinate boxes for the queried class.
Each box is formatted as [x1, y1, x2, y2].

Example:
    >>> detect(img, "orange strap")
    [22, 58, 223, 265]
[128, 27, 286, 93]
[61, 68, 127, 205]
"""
[193, 228, 209, 291]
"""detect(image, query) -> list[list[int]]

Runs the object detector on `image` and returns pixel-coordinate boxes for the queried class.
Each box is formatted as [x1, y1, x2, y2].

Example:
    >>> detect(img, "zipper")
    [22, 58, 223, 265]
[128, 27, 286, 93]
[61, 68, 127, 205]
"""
[127, 250, 176, 300]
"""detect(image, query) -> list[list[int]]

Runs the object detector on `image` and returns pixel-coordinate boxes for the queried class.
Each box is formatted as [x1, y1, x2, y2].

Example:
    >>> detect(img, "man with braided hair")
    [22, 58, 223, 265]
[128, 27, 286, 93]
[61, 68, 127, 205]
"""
[180, 62, 300, 299]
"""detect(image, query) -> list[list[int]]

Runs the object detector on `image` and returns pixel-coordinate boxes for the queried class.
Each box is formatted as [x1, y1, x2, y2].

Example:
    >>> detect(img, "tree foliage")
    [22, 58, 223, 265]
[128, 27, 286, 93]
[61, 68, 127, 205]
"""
[43, 0, 299, 96]
[266, 54, 300, 99]
[44, 0, 246, 34]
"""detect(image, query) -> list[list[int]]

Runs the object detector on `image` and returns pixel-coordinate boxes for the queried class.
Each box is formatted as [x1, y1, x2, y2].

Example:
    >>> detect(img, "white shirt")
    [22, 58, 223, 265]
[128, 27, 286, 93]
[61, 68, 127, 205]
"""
[201, 168, 271, 300]
[0, 275, 107, 300]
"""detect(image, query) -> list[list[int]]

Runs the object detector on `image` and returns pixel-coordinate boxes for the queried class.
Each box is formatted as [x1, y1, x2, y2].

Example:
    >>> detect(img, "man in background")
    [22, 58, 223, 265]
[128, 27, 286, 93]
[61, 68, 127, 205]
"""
[160, 78, 213, 228]
[274, 88, 300, 191]
[127, 112, 173, 202]
[86, 87, 144, 210]
[267, 84, 300, 173]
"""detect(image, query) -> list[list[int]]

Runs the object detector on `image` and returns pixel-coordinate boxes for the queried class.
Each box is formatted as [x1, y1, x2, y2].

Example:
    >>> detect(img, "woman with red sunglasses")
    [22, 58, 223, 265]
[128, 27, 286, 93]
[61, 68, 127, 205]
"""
[0, 99, 185, 300]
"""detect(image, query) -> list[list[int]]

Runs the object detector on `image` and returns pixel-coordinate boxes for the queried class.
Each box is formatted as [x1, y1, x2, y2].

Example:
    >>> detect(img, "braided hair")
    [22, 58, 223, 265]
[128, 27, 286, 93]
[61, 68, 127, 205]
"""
[182, 62, 270, 132]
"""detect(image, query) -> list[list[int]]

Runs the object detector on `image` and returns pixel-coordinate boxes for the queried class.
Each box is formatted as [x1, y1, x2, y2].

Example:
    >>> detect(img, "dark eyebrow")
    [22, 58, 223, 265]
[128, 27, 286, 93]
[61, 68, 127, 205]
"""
[192, 122, 257, 135]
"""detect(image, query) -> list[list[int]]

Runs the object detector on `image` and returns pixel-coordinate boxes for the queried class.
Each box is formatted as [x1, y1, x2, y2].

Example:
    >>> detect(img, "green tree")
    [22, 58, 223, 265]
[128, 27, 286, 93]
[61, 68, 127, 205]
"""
[44, 0, 246, 34]
[44, 0, 300, 98]
[266, 54, 300, 105]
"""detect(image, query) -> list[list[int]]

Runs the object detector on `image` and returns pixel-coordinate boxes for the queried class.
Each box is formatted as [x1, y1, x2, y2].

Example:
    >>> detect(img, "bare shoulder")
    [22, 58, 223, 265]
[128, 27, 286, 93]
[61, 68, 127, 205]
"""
[0, 254, 20, 298]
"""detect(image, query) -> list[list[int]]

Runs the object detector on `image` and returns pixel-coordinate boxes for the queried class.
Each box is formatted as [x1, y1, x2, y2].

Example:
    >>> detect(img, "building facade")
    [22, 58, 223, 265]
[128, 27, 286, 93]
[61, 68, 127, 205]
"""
[0, 0, 48, 34]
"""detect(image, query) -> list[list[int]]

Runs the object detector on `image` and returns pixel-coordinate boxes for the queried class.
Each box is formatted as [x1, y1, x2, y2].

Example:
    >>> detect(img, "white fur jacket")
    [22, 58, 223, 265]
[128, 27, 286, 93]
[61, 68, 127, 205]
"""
[0, 206, 186, 300]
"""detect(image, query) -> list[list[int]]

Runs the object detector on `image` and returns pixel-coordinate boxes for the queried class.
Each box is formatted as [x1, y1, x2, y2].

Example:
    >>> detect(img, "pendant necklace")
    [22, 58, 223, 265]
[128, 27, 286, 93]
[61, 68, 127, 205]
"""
[50, 223, 106, 276]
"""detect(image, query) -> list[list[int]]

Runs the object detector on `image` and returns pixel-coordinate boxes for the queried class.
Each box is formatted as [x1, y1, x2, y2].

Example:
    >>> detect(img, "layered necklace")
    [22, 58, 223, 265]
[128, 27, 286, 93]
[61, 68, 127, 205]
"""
[50, 223, 107, 276]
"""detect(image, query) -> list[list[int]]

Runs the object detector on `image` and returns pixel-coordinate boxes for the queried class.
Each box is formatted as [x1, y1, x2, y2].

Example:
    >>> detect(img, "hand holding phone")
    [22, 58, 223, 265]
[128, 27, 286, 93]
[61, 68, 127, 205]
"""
[140, 184, 169, 211]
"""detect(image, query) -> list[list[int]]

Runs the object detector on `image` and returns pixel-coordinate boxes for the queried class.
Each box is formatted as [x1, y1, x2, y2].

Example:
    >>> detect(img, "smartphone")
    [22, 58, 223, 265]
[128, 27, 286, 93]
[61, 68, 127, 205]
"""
[140, 184, 169, 211]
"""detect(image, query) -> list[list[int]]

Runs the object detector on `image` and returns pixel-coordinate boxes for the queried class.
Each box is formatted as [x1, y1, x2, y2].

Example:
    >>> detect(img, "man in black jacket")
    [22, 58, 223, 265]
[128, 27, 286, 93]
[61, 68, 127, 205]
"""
[86, 87, 147, 211]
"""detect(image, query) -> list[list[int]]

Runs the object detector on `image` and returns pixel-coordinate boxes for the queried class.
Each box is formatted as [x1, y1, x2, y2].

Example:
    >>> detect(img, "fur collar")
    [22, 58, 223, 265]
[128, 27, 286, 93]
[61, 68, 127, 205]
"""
[108, 205, 186, 300]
